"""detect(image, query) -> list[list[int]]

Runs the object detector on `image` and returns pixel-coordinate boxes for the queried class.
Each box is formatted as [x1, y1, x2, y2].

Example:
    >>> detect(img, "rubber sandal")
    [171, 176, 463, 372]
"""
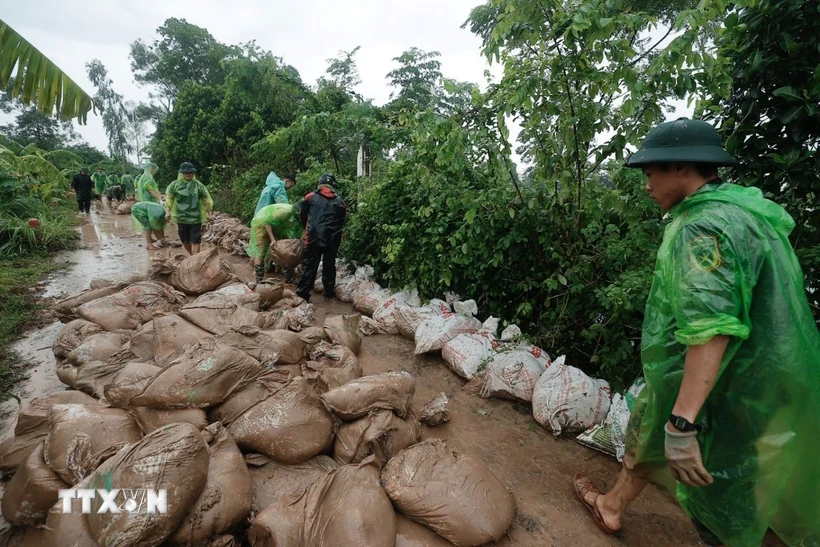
[573, 474, 620, 536]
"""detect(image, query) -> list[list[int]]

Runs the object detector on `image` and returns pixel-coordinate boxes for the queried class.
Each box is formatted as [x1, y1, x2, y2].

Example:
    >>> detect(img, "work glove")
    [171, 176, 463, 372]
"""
[665, 423, 713, 487]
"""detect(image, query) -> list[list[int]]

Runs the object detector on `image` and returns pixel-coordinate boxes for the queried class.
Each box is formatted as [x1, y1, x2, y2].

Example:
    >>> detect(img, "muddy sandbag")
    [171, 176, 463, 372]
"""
[170, 247, 235, 295]
[207, 370, 292, 426]
[76, 281, 186, 331]
[480, 349, 548, 402]
[396, 514, 455, 547]
[129, 313, 212, 366]
[302, 342, 362, 393]
[324, 314, 362, 355]
[132, 407, 209, 434]
[259, 302, 315, 332]
[179, 293, 263, 335]
[213, 282, 261, 310]
[270, 239, 303, 270]
[43, 462, 109, 547]
[228, 377, 334, 464]
[65, 331, 129, 367]
[321, 371, 415, 420]
[372, 290, 422, 334]
[249, 455, 337, 514]
[53, 285, 123, 321]
[0, 392, 100, 476]
[72, 359, 129, 398]
[217, 325, 325, 365]
[44, 404, 142, 485]
[85, 422, 209, 547]
[1, 443, 67, 526]
[414, 314, 482, 355]
[114, 201, 133, 215]
[334, 409, 421, 466]
[419, 392, 450, 426]
[395, 299, 450, 340]
[247, 493, 306, 547]
[253, 280, 284, 309]
[52, 319, 105, 359]
[168, 423, 252, 545]
[381, 439, 515, 546]
[104, 338, 262, 409]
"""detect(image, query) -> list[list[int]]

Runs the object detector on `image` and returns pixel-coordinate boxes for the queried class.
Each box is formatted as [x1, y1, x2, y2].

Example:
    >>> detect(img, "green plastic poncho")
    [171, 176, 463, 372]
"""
[121, 174, 135, 194]
[247, 203, 303, 259]
[106, 174, 119, 191]
[254, 172, 289, 215]
[165, 173, 213, 225]
[625, 182, 820, 547]
[130, 202, 167, 233]
[136, 163, 160, 204]
[92, 172, 106, 195]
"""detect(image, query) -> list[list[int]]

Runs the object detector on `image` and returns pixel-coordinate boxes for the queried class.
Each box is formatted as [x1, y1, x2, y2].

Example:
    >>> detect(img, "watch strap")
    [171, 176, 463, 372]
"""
[669, 414, 703, 433]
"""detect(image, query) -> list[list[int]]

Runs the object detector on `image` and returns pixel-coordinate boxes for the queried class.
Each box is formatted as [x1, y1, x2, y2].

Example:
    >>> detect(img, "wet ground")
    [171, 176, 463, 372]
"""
[0, 200, 704, 546]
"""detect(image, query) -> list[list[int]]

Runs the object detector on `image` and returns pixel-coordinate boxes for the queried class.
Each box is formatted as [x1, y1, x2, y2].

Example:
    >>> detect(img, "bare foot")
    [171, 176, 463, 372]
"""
[146, 244, 158, 250]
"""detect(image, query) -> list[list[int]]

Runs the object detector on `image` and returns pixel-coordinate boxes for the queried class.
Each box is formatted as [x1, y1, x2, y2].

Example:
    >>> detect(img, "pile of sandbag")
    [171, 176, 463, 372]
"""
[576, 377, 646, 460]
[203, 211, 250, 256]
[74, 281, 187, 331]
[149, 247, 236, 295]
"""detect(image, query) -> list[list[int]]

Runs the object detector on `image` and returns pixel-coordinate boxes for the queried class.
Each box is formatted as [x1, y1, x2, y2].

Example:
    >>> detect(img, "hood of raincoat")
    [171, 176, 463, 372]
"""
[143, 162, 159, 176]
[265, 171, 286, 191]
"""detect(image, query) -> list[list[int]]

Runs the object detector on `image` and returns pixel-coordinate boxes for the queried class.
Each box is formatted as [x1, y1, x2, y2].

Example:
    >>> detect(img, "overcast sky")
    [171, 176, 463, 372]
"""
[3, 0, 497, 155]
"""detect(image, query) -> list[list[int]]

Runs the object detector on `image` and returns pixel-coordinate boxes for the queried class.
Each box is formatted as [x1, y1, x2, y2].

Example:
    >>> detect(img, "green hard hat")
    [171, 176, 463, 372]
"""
[625, 118, 738, 168]
[178, 162, 197, 173]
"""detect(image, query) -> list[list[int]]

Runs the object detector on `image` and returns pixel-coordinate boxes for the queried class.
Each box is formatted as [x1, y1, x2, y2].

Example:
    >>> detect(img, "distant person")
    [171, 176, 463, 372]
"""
[255, 171, 296, 215]
[248, 203, 303, 284]
[106, 183, 125, 206]
[165, 162, 213, 256]
[106, 172, 119, 193]
[121, 172, 135, 200]
[137, 163, 162, 204]
[131, 201, 169, 250]
[71, 167, 93, 215]
[296, 174, 347, 302]
[91, 168, 106, 200]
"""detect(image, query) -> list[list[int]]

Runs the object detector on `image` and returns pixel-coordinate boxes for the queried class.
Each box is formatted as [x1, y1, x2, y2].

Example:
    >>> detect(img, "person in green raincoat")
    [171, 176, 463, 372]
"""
[248, 203, 303, 284]
[574, 119, 820, 547]
[165, 162, 213, 256]
[130, 201, 168, 250]
[254, 171, 296, 215]
[136, 163, 162, 204]
[121, 172, 135, 200]
[91, 168, 107, 200]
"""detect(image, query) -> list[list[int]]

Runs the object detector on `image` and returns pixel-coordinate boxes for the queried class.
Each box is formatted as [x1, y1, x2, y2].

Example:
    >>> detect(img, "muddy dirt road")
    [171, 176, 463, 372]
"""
[0, 202, 704, 546]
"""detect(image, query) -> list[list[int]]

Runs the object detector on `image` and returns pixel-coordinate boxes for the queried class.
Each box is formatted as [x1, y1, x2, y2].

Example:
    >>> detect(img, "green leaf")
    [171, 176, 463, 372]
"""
[508, 208, 515, 219]
[772, 86, 802, 101]
[557, 274, 568, 286]
[465, 208, 477, 223]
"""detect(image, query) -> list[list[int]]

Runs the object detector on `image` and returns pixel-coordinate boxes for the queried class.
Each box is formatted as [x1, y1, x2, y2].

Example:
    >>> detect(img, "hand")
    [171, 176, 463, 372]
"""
[665, 423, 713, 487]
[165, 212, 171, 222]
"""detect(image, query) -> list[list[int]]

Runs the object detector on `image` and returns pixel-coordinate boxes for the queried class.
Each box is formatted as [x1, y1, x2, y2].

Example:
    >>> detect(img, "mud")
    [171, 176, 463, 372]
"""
[0, 204, 704, 546]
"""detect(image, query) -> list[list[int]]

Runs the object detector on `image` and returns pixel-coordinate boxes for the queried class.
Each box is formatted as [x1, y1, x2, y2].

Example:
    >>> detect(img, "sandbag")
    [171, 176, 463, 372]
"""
[216, 325, 325, 365]
[76, 281, 186, 331]
[419, 392, 450, 426]
[170, 247, 235, 295]
[302, 342, 362, 393]
[114, 202, 133, 214]
[259, 302, 315, 331]
[212, 282, 261, 310]
[168, 423, 252, 545]
[52, 319, 104, 359]
[72, 359, 131, 399]
[132, 406, 209, 434]
[247, 493, 306, 547]
[323, 314, 362, 354]
[248, 455, 337, 514]
[270, 239, 303, 269]
[396, 514, 455, 547]
[395, 299, 450, 339]
[227, 377, 334, 464]
[381, 439, 515, 546]
[129, 313, 212, 366]
[333, 409, 421, 466]
[44, 404, 142, 485]
[207, 370, 293, 426]
[0, 392, 99, 476]
[103, 338, 262, 409]
[531, 356, 612, 435]
[43, 463, 107, 547]
[334, 276, 359, 303]
[179, 293, 263, 335]
[85, 422, 209, 547]
[253, 280, 284, 309]
[414, 313, 481, 355]
[53, 285, 122, 321]
[65, 331, 129, 366]
[480, 349, 549, 402]
[372, 290, 421, 334]
[321, 371, 415, 420]
[1, 443, 67, 526]
[354, 287, 391, 316]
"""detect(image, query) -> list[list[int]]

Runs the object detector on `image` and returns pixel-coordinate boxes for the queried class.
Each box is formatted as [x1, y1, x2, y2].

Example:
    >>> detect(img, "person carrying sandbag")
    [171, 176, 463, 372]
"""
[255, 171, 296, 215]
[296, 174, 347, 302]
[248, 203, 304, 284]
[573, 119, 820, 546]
[136, 162, 162, 204]
[131, 201, 169, 250]
[121, 172, 135, 200]
[165, 162, 213, 256]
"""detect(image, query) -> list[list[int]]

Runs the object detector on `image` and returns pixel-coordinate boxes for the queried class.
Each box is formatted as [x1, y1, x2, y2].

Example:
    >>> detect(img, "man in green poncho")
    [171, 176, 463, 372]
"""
[121, 172, 135, 200]
[91, 168, 106, 200]
[131, 201, 168, 250]
[165, 162, 213, 256]
[247, 203, 304, 284]
[137, 163, 162, 204]
[574, 119, 819, 547]
[106, 172, 119, 193]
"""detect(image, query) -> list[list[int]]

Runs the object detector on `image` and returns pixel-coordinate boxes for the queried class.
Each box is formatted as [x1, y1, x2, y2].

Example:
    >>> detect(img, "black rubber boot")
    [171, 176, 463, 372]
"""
[254, 265, 265, 284]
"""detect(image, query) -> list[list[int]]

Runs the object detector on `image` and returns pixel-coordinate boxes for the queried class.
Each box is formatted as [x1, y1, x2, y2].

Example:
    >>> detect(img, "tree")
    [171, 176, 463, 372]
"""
[86, 60, 129, 160]
[1, 80, 82, 150]
[386, 48, 443, 112]
[129, 18, 240, 117]
[0, 19, 95, 124]
[325, 46, 362, 97]
[122, 101, 151, 163]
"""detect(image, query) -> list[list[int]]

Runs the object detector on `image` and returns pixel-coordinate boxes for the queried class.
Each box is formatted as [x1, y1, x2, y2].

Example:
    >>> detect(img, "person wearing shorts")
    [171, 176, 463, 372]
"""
[165, 162, 213, 255]
[131, 201, 168, 250]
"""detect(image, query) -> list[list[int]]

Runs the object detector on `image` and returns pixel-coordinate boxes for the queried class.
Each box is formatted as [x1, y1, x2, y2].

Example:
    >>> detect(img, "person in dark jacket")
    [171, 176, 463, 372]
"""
[71, 167, 93, 214]
[296, 174, 347, 301]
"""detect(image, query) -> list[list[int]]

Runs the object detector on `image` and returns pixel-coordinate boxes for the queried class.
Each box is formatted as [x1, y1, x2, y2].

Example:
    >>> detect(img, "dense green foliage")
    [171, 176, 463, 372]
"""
[134, 3, 818, 386]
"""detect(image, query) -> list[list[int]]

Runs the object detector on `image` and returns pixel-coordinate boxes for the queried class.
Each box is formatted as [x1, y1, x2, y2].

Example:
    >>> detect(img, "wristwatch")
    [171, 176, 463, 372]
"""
[669, 414, 703, 433]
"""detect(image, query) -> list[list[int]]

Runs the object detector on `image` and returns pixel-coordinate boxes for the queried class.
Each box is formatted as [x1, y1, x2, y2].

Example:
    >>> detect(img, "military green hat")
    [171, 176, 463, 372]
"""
[625, 118, 738, 168]
[178, 162, 197, 173]
[80, 166, 89, 172]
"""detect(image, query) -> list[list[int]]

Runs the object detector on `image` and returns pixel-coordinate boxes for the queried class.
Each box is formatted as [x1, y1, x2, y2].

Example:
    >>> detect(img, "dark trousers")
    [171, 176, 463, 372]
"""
[297, 244, 338, 300]
[77, 194, 91, 213]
